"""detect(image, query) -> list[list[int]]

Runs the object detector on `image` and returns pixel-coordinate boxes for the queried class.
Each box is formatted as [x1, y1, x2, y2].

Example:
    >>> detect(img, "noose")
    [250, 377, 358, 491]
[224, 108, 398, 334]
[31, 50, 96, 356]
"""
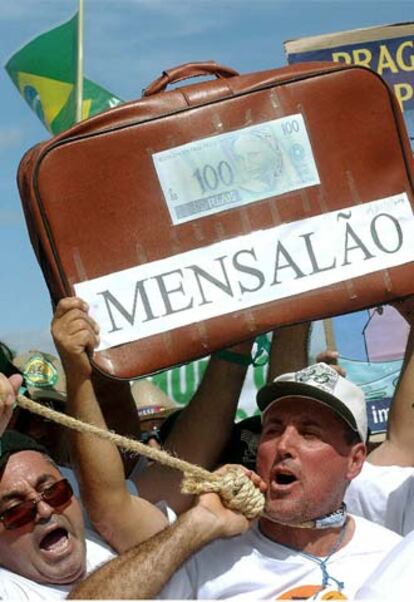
[16, 394, 265, 520]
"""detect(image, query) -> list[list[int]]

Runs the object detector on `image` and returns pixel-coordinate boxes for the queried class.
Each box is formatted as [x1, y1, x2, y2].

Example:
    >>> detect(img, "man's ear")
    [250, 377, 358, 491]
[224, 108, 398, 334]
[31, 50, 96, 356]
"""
[347, 442, 367, 481]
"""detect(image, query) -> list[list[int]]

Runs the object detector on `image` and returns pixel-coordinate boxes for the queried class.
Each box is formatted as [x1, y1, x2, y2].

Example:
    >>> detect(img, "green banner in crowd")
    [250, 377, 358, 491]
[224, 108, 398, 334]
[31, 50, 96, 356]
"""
[149, 356, 268, 421]
[5, 13, 122, 135]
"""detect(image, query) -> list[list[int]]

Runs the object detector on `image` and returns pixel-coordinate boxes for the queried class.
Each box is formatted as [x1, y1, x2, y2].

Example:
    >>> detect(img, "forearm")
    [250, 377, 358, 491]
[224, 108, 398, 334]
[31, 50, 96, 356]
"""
[163, 339, 254, 468]
[65, 369, 132, 528]
[66, 369, 126, 485]
[91, 371, 141, 476]
[136, 340, 252, 514]
[366, 299, 414, 465]
[388, 326, 414, 428]
[66, 365, 143, 491]
[53, 297, 168, 551]
[267, 323, 311, 382]
[67, 368, 168, 550]
[68, 505, 218, 600]
[368, 322, 414, 465]
[392, 322, 414, 397]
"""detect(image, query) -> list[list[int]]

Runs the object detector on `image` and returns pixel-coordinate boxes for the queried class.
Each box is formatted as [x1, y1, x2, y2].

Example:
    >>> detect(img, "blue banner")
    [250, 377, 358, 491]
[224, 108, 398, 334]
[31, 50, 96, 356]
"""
[285, 23, 414, 149]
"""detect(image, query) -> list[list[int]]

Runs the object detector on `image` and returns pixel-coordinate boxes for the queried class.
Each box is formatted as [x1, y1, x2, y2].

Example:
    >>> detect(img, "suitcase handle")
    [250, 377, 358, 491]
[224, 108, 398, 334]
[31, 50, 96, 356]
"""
[142, 61, 239, 96]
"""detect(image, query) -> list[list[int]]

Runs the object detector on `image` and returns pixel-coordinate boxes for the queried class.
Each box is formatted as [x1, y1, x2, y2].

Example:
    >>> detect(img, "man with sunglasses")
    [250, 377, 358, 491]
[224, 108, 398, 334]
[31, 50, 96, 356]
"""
[0, 373, 117, 599]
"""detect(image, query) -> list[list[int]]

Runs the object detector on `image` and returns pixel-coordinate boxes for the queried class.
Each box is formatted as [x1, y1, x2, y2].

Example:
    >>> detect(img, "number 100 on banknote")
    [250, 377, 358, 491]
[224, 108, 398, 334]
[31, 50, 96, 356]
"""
[153, 113, 320, 225]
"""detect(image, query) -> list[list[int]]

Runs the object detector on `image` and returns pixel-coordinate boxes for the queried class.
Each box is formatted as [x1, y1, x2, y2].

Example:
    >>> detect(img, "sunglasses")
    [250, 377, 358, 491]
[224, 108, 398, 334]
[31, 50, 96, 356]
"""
[0, 478, 73, 530]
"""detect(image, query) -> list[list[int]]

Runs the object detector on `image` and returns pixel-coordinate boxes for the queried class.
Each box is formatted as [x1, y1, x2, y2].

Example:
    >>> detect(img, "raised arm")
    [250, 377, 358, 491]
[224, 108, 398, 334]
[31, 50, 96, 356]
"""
[367, 298, 414, 466]
[267, 323, 311, 381]
[135, 339, 254, 514]
[163, 339, 254, 468]
[52, 297, 168, 553]
[268, 320, 346, 382]
[89, 370, 143, 478]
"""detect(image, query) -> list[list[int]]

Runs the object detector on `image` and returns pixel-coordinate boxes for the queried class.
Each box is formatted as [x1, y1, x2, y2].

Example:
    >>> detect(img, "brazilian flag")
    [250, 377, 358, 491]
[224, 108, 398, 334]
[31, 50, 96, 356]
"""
[5, 13, 122, 135]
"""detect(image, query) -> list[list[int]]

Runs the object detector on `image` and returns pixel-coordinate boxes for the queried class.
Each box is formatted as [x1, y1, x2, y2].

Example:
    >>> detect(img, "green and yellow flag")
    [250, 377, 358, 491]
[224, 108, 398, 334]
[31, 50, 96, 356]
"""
[5, 13, 122, 135]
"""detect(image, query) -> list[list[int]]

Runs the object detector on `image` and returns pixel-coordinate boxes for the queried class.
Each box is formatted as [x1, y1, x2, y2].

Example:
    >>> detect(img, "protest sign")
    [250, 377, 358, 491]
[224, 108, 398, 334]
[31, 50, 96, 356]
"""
[284, 22, 414, 149]
[75, 193, 414, 351]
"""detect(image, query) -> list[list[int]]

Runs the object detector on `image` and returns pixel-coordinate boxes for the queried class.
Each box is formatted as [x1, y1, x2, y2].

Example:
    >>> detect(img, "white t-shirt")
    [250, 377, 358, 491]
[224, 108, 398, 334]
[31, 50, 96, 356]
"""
[356, 528, 414, 599]
[345, 461, 414, 535]
[0, 528, 115, 600]
[159, 515, 401, 600]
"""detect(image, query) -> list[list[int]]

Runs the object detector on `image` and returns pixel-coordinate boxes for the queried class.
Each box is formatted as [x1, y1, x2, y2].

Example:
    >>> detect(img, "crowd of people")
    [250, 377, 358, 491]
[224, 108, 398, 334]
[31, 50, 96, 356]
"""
[1, 296, 414, 599]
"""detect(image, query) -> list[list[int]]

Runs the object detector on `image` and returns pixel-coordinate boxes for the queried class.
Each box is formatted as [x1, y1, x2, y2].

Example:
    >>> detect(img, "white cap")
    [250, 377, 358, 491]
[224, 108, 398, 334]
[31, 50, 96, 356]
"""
[257, 362, 367, 443]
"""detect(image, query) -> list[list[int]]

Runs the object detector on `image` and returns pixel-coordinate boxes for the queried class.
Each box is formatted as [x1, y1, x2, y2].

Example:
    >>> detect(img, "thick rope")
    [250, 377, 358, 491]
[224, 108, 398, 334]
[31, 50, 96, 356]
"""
[16, 394, 265, 519]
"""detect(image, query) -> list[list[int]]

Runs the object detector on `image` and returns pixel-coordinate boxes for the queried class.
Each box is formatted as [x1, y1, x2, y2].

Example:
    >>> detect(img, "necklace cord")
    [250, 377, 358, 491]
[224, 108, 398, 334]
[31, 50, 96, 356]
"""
[282, 522, 347, 596]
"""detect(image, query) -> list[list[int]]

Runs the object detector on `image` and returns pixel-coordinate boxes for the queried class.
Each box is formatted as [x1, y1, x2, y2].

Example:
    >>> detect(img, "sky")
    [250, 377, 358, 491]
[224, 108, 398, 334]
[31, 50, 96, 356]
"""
[0, 0, 412, 355]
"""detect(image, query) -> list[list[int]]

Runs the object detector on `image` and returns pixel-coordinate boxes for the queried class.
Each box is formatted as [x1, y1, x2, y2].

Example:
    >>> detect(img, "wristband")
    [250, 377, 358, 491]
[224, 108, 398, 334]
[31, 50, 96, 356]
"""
[216, 333, 271, 367]
[216, 349, 252, 366]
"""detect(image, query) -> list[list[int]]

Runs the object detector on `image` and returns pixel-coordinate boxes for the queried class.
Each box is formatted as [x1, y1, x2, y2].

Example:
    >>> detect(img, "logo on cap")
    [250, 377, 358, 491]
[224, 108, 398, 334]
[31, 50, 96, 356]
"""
[22, 354, 58, 389]
[295, 363, 338, 394]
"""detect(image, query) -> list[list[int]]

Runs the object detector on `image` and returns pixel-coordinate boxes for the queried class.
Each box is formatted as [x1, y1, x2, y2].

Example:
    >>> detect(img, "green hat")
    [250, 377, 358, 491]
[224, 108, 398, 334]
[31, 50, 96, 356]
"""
[12, 350, 66, 403]
[0, 430, 48, 472]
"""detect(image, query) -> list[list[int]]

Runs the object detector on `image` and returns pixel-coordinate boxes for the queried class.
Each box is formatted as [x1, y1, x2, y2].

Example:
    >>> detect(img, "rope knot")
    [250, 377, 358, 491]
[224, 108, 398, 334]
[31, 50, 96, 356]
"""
[181, 466, 265, 519]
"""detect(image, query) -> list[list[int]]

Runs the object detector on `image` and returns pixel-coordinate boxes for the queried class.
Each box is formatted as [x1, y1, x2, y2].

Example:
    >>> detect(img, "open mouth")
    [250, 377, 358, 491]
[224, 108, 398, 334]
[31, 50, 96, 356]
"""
[274, 472, 298, 486]
[39, 527, 69, 552]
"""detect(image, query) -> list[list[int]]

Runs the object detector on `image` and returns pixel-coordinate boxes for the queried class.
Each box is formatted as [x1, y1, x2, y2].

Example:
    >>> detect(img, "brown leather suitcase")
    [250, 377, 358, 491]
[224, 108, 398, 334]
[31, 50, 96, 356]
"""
[17, 60, 414, 379]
